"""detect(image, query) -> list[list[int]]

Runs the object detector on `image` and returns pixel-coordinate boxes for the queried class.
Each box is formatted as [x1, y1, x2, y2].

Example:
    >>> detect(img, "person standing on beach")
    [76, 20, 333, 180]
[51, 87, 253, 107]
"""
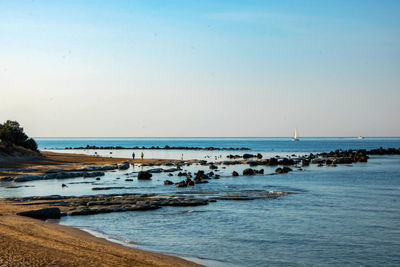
[132, 152, 135, 160]
[141, 152, 144, 160]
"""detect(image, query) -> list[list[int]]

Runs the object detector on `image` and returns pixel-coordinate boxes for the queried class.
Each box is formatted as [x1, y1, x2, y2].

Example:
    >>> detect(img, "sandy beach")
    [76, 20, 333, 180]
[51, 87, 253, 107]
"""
[0, 151, 188, 179]
[0, 152, 201, 267]
[0, 213, 201, 266]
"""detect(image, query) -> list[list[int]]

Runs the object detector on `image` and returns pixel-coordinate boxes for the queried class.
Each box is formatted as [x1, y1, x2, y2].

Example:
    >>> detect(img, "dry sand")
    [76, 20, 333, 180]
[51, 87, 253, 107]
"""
[0, 151, 202, 267]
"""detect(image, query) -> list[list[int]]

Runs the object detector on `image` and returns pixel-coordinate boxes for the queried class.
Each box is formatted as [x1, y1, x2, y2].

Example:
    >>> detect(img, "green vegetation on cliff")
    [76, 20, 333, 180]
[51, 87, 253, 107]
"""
[0, 120, 38, 151]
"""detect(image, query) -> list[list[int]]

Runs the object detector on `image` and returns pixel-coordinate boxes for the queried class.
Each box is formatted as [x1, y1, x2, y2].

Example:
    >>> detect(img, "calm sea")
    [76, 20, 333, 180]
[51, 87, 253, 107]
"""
[2, 137, 400, 266]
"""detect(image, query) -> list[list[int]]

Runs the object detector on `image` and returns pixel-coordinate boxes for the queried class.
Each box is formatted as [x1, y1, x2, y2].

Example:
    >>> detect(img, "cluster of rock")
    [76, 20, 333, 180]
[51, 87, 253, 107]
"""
[227, 153, 263, 159]
[242, 168, 264, 175]
[10, 190, 290, 219]
[166, 170, 217, 187]
[216, 147, 400, 170]
[64, 145, 249, 151]
[6, 163, 131, 182]
[275, 167, 293, 174]
[367, 147, 400, 155]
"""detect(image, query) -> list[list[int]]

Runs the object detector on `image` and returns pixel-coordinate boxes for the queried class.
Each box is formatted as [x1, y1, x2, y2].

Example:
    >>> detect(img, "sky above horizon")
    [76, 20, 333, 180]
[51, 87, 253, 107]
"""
[1, 0, 399, 137]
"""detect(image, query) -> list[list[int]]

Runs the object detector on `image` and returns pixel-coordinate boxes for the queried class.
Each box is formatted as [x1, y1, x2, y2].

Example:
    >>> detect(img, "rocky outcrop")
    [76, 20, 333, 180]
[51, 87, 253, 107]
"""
[7, 190, 291, 217]
[17, 207, 61, 220]
[275, 167, 292, 174]
[137, 171, 152, 180]
[243, 168, 255, 175]
[242, 168, 264, 175]
[118, 162, 130, 170]
[14, 171, 105, 182]
[0, 176, 13, 182]
[65, 145, 249, 151]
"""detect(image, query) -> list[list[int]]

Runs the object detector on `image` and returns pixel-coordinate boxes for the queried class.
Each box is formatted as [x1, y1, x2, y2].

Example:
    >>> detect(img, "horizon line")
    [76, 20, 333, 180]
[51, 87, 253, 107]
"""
[33, 136, 400, 139]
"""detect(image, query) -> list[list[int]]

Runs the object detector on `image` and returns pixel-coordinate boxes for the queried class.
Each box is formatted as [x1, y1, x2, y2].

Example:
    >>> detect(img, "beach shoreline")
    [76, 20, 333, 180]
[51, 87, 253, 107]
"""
[0, 151, 203, 266]
[0, 150, 193, 179]
[0, 212, 202, 267]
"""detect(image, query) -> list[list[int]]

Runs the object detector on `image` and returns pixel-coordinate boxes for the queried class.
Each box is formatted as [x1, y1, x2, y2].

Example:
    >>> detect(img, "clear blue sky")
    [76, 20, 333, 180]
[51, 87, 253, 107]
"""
[1, 0, 399, 137]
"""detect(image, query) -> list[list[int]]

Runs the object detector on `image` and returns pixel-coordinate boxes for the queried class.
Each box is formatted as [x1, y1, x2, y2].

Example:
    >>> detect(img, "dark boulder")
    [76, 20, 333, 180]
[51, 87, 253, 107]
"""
[232, 171, 239, 176]
[175, 180, 187, 187]
[17, 208, 61, 220]
[118, 162, 130, 170]
[138, 171, 152, 180]
[243, 168, 255, 176]
[269, 158, 278, 165]
[194, 177, 209, 184]
[0, 176, 13, 182]
[275, 167, 292, 174]
[255, 169, 264, 174]
[164, 180, 174, 185]
[247, 161, 259, 167]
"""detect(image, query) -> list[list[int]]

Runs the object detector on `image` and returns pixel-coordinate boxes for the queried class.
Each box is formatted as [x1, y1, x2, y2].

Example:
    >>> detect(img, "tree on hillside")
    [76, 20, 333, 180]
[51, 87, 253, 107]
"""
[0, 120, 38, 151]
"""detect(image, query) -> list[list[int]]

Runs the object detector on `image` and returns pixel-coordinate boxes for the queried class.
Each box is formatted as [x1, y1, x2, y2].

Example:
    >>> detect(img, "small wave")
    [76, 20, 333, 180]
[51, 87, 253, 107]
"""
[183, 210, 207, 214]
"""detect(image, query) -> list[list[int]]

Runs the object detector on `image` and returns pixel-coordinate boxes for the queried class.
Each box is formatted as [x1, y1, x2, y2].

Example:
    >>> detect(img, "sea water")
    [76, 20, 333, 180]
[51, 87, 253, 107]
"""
[1, 137, 400, 266]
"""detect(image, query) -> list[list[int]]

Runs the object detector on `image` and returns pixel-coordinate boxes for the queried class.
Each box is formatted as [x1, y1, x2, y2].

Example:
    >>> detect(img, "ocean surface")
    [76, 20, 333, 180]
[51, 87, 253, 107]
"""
[2, 137, 400, 266]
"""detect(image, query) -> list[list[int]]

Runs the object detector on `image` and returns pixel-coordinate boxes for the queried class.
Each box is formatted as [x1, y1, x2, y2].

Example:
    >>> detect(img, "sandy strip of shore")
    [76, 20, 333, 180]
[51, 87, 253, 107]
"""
[0, 213, 201, 267]
[0, 151, 191, 178]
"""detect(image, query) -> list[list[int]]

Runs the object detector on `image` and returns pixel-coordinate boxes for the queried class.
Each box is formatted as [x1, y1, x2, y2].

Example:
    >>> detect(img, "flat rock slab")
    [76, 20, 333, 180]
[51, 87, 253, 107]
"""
[16, 207, 61, 220]
[8, 189, 291, 218]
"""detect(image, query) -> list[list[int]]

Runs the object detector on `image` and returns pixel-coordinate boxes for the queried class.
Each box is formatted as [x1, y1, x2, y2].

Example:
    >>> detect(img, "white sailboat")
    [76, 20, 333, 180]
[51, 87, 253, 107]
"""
[292, 128, 299, 141]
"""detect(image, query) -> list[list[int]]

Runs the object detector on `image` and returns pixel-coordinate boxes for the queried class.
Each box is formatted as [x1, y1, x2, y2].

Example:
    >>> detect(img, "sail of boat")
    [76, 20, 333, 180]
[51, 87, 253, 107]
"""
[292, 128, 299, 141]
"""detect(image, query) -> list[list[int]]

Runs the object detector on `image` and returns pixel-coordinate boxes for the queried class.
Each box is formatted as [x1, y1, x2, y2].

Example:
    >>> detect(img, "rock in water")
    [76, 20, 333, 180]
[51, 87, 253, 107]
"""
[243, 168, 255, 176]
[118, 162, 130, 170]
[232, 171, 239, 176]
[137, 171, 152, 180]
[17, 208, 61, 220]
[275, 167, 292, 174]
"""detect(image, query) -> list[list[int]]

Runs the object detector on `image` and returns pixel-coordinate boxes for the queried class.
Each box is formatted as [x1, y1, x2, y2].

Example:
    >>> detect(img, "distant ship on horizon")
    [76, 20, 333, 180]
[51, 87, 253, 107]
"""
[358, 136, 365, 139]
[292, 128, 300, 141]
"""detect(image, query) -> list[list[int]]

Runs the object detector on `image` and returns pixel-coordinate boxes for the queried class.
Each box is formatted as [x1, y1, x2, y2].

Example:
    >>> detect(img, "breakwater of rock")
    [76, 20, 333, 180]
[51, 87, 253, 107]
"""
[9, 190, 290, 219]
[64, 145, 249, 151]
[2, 147, 399, 184]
